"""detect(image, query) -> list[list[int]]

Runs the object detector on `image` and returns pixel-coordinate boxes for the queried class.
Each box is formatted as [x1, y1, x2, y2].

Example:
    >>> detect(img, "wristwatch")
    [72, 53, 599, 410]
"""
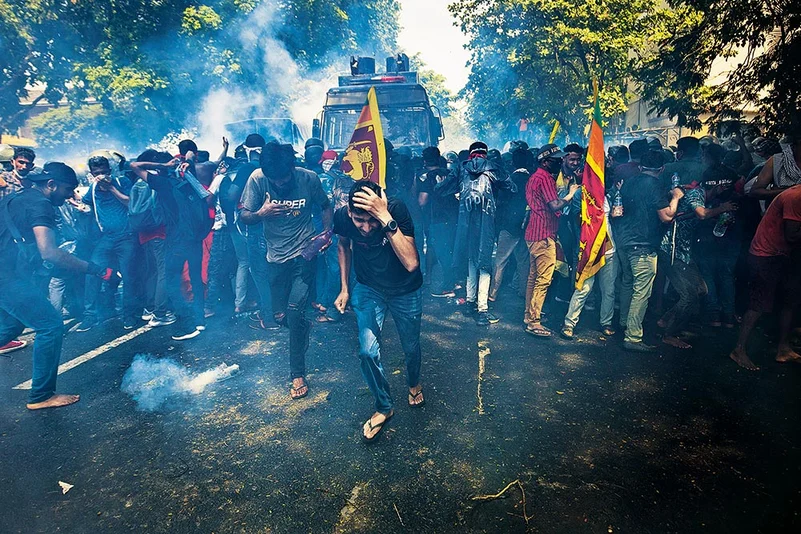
[384, 219, 399, 233]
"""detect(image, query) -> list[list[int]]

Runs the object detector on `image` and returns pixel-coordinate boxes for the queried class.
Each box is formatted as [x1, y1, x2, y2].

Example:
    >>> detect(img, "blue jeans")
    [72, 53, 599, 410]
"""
[143, 238, 169, 316]
[429, 221, 455, 292]
[245, 224, 275, 321]
[0, 277, 65, 403]
[165, 238, 204, 331]
[352, 284, 422, 414]
[83, 232, 141, 322]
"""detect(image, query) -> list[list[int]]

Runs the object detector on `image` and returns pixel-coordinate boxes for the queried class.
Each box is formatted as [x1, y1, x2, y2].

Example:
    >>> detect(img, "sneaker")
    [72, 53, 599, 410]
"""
[141, 309, 154, 322]
[462, 302, 478, 316]
[196, 324, 206, 332]
[623, 341, 657, 353]
[486, 312, 500, 324]
[431, 289, 456, 298]
[0, 339, 27, 355]
[561, 326, 574, 339]
[204, 309, 216, 319]
[171, 326, 200, 341]
[123, 317, 140, 330]
[148, 313, 177, 327]
[555, 296, 571, 304]
[74, 320, 97, 333]
[475, 312, 490, 326]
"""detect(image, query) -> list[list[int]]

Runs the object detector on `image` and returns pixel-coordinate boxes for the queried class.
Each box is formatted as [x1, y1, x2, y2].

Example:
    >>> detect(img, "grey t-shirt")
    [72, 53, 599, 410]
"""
[240, 167, 330, 263]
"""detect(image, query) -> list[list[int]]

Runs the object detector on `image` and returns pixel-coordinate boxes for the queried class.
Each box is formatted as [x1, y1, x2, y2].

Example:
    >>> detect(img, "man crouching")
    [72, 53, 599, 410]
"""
[333, 180, 424, 442]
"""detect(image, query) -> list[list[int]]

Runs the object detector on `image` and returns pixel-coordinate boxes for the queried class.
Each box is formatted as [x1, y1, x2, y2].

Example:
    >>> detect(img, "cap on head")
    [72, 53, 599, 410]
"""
[468, 141, 488, 157]
[537, 143, 566, 161]
[319, 150, 338, 164]
[245, 133, 266, 148]
[29, 162, 78, 187]
[0, 144, 13, 163]
[305, 138, 324, 150]
[639, 150, 665, 170]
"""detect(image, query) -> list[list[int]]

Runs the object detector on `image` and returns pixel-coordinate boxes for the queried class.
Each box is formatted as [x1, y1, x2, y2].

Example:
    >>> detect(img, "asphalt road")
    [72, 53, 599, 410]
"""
[1, 289, 800, 533]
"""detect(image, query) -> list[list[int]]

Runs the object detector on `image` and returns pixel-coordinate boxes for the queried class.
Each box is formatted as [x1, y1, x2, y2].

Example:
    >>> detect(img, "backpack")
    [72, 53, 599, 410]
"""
[128, 178, 164, 232]
[172, 171, 213, 241]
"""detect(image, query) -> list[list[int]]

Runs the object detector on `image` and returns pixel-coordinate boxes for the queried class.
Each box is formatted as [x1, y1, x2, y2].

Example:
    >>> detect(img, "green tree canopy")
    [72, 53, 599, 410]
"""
[1, 0, 400, 149]
[449, 0, 677, 144]
[638, 0, 801, 135]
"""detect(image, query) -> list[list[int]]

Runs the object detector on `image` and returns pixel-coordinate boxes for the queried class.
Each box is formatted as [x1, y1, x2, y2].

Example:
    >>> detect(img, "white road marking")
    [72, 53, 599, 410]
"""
[477, 339, 490, 415]
[12, 325, 151, 390]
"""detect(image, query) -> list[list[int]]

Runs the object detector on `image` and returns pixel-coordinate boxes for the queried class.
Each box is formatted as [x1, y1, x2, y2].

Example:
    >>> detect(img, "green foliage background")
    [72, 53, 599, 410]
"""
[0, 0, 400, 151]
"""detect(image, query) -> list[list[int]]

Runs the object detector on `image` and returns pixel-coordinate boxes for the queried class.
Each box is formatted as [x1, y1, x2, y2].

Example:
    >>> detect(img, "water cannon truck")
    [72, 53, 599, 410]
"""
[312, 54, 445, 155]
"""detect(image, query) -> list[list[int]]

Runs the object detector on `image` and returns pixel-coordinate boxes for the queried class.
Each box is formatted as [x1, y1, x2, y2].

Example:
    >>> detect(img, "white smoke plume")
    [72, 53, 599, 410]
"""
[194, 2, 340, 151]
[121, 354, 239, 412]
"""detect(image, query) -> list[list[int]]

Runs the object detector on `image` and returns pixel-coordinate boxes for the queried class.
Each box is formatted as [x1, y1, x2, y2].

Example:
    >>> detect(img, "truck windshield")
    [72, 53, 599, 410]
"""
[323, 108, 430, 151]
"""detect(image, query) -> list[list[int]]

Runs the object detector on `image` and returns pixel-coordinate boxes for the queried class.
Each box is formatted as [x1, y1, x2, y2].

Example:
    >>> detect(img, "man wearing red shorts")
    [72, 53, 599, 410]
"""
[730, 185, 801, 370]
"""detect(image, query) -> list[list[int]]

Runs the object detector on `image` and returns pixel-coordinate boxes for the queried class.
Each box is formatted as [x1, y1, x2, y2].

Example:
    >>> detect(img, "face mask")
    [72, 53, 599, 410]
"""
[322, 160, 336, 172]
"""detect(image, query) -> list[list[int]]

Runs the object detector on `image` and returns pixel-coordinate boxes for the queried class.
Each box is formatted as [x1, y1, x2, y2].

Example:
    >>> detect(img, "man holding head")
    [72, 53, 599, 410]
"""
[240, 142, 333, 400]
[333, 180, 423, 442]
[0, 163, 113, 409]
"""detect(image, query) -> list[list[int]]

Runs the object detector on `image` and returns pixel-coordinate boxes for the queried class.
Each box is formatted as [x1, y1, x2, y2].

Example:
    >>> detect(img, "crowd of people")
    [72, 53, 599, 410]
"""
[1, 128, 800, 441]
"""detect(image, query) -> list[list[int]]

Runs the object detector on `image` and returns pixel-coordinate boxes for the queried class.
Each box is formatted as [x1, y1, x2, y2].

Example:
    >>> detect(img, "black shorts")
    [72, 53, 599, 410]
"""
[747, 253, 801, 312]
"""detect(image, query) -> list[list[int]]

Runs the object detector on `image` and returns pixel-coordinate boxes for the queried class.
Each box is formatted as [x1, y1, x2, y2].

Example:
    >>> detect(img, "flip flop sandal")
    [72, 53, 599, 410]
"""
[362, 412, 393, 443]
[290, 382, 309, 400]
[311, 303, 327, 313]
[408, 390, 425, 407]
[315, 314, 335, 323]
[526, 326, 553, 337]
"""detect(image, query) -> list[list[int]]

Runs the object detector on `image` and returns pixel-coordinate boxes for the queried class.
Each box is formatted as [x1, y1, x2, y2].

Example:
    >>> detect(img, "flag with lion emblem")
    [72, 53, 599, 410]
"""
[340, 86, 386, 188]
[575, 81, 610, 289]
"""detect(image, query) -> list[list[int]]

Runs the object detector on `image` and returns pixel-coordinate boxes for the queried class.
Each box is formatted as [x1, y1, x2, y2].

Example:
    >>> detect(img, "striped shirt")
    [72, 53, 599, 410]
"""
[0, 171, 24, 199]
[525, 167, 560, 242]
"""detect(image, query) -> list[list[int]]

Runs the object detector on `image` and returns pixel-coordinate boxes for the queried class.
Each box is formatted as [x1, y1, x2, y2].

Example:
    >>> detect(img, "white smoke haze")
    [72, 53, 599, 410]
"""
[121, 354, 239, 412]
[194, 1, 340, 151]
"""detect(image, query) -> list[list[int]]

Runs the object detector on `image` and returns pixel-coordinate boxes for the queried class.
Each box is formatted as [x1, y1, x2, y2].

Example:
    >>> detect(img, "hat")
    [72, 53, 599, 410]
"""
[319, 150, 338, 163]
[469, 141, 488, 157]
[537, 143, 566, 161]
[29, 162, 78, 187]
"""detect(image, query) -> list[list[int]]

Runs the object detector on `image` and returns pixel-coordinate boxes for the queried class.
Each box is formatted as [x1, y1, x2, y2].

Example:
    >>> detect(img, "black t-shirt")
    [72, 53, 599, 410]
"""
[495, 169, 531, 236]
[417, 169, 458, 225]
[612, 173, 670, 251]
[0, 188, 57, 281]
[219, 161, 254, 226]
[333, 199, 423, 296]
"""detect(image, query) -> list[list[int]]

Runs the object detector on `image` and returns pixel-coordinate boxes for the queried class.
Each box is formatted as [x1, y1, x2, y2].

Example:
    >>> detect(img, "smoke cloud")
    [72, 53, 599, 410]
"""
[121, 354, 239, 412]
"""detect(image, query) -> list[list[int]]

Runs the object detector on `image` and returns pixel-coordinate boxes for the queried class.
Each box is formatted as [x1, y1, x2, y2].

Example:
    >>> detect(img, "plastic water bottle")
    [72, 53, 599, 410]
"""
[612, 189, 624, 218]
[301, 229, 333, 260]
[713, 211, 733, 237]
[670, 173, 680, 190]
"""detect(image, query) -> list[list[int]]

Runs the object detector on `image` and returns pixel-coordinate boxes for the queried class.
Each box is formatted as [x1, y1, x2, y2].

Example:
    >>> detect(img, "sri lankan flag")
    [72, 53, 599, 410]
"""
[340, 86, 386, 188]
[575, 82, 610, 289]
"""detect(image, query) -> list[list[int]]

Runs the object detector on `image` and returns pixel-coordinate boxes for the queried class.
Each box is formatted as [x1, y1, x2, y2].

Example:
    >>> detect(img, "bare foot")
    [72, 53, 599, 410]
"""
[408, 385, 424, 406]
[729, 348, 759, 371]
[663, 336, 692, 349]
[27, 394, 80, 410]
[776, 348, 801, 364]
[363, 410, 393, 440]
